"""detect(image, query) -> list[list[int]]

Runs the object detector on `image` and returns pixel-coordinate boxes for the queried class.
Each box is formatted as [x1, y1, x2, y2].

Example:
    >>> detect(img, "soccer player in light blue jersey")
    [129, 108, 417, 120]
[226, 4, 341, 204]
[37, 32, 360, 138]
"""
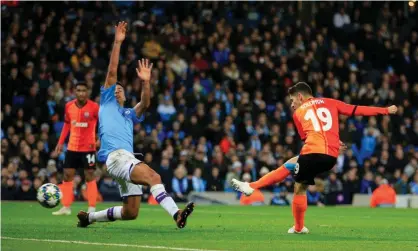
[77, 21, 194, 229]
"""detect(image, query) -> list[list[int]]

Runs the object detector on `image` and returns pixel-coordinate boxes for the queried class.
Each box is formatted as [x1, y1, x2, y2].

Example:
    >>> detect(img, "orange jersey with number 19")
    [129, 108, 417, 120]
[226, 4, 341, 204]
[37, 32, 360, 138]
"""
[293, 98, 389, 158]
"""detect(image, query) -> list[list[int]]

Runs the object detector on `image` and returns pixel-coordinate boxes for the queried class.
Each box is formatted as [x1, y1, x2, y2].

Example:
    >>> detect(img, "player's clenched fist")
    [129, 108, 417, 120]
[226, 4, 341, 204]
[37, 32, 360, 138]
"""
[136, 58, 153, 82]
[339, 141, 347, 153]
[114, 21, 127, 43]
[387, 105, 398, 114]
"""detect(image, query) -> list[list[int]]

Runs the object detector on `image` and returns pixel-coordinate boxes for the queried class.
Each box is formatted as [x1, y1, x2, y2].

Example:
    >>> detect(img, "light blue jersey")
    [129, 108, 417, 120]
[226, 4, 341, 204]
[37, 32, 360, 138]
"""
[98, 84, 144, 162]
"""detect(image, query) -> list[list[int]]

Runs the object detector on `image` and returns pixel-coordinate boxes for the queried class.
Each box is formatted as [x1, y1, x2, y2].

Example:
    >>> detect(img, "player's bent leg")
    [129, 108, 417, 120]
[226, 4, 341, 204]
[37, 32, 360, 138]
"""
[121, 196, 141, 220]
[130, 162, 195, 229]
[294, 182, 308, 195]
[77, 181, 143, 228]
[130, 163, 178, 216]
[53, 168, 76, 216]
[84, 168, 98, 213]
[77, 196, 140, 228]
[290, 182, 309, 234]
[232, 156, 299, 195]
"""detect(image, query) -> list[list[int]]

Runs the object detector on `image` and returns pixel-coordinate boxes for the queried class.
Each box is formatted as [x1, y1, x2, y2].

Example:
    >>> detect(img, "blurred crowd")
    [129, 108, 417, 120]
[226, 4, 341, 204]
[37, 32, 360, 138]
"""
[1, 2, 418, 205]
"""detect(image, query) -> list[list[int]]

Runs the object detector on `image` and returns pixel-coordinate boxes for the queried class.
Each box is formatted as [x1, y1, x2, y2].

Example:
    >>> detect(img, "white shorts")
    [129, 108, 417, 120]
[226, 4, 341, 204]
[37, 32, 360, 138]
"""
[106, 149, 143, 198]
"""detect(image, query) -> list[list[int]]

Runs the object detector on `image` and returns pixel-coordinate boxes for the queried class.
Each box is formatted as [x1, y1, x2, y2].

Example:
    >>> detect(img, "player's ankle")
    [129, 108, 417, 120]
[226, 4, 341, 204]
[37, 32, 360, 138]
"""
[173, 210, 180, 221]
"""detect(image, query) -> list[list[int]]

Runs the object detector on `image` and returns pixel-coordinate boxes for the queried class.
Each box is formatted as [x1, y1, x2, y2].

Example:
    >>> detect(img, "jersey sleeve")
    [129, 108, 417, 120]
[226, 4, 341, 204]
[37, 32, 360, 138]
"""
[100, 84, 116, 104]
[129, 108, 145, 124]
[333, 99, 389, 116]
[293, 112, 306, 141]
[58, 103, 71, 144]
[64, 103, 71, 123]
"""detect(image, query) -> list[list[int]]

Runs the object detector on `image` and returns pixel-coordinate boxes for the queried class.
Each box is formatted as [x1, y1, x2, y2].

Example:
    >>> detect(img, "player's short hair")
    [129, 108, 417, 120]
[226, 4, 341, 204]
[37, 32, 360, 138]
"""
[116, 82, 124, 89]
[288, 82, 313, 96]
[75, 82, 88, 88]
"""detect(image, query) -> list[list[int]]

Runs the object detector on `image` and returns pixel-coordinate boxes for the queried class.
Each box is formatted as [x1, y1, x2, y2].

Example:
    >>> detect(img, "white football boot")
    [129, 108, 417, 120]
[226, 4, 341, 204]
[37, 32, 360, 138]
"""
[87, 207, 96, 213]
[52, 207, 71, 216]
[287, 226, 309, 234]
[231, 179, 254, 196]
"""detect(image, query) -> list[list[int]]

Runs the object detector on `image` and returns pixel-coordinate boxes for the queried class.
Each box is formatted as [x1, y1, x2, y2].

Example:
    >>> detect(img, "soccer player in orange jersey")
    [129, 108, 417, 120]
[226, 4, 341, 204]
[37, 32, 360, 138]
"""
[52, 82, 99, 216]
[233, 82, 397, 233]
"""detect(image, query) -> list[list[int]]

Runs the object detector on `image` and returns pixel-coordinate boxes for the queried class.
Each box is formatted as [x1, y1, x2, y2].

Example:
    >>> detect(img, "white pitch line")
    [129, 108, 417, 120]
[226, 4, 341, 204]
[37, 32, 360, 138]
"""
[1, 236, 227, 251]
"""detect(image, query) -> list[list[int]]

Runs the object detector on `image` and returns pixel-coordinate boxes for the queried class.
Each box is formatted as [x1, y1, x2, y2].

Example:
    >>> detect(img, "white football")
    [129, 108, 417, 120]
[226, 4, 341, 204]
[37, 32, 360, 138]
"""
[37, 183, 62, 209]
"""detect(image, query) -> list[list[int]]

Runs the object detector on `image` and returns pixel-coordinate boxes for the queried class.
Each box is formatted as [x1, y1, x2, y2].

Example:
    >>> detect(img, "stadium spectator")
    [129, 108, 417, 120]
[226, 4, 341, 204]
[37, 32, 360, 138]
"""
[2, 178, 17, 200]
[191, 168, 206, 192]
[99, 175, 122, 202]
[410, 172, 418, 195]
[172, 165, 189, 202]
[307, 185, 325, 207]
[206, 167, 224, 192]
[16, 179, 36, 201]
[324, 172, 343, 205]
[342, 168, 360, 204]
[394, 173, 411, 194]
[360, 171, 376, 194]
[270, 188, 290, 206]
[225, 161, 242, 192]
[352, 128, 377, 166]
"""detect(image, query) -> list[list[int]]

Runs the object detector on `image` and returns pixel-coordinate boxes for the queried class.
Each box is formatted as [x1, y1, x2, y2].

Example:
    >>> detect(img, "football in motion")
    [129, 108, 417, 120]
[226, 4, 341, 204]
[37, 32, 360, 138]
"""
[37, 183, 62, 209]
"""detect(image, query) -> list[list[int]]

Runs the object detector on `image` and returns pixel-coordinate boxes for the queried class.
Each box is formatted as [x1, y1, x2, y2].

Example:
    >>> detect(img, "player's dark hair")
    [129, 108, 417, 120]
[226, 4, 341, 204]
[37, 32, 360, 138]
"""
[288, 82, 313, 96]
[75, 82, 88, 88]
[116, 82, 124, 88]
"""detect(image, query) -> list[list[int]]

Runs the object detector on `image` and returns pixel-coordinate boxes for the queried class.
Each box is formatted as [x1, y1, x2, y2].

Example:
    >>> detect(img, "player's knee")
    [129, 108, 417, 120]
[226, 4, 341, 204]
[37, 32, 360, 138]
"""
[124, 211, 138, 220]
[63, 170, 75, 181]
[149, 172, 161, 185]
[294, 183, 308, 195]
[122, 208, 139, 220]
[284, 163, 297, 172]
[84, 169, 95, 182]
[295, 189, 306, 196]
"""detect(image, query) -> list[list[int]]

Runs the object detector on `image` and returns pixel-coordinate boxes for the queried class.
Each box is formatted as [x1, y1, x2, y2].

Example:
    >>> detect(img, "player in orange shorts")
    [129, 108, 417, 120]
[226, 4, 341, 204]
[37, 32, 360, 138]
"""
[53, 82, 99, 216]
[233, 82, 397, 233]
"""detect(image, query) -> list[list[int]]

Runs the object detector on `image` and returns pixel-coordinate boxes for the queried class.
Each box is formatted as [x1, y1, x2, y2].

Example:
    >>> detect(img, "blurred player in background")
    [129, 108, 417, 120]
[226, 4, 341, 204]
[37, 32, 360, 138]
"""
[53, 82, 99, 216]
[233, 82, 397, 234]
[77, 21, 194, 229]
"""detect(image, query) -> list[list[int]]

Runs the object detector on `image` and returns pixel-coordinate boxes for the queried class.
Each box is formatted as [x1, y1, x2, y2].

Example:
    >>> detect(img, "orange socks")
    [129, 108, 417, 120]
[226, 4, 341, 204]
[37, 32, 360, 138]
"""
[61, 181, 74, 208]
[292, 195, 307, 232]
[249, 166, 291, 189]
[60, 179, 98, 208]
[86, 180, 98, 207]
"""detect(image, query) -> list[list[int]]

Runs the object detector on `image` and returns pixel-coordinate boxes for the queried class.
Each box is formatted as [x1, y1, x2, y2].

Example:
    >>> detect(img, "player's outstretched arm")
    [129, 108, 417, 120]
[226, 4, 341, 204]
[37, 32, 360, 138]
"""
[133, 58, 153, 117]
[104, 21, 127, 89]
[55, 121, 69, 154]
[335, 100, 398, 116]
[55, 104, 71, 154]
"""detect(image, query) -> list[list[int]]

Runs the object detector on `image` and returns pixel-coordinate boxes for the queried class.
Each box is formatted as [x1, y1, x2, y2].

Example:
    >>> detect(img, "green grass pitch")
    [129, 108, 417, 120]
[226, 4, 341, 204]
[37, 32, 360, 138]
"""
[1, 201, 417, 251]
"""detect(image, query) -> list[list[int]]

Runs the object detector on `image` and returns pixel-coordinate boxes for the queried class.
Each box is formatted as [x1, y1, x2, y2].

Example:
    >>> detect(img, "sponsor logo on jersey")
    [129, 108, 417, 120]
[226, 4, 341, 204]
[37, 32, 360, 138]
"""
[75, 122, 88, 128]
